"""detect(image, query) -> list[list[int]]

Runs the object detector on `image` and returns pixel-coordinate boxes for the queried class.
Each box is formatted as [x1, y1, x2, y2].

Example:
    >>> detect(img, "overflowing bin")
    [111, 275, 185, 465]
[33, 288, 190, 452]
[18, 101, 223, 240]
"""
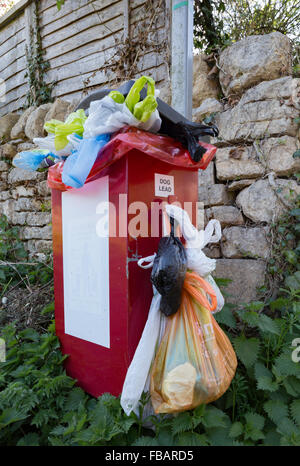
[13, 77, 238, 411]
[50, 126, 216, 397]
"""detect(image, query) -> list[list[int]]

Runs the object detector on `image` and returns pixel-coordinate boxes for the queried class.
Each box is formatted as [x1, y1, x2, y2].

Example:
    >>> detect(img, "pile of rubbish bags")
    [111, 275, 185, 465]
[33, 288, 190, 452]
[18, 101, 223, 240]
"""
[14, 75, 237, 415]
[13, 75, 218, 189]
[121, 205, 237, 416]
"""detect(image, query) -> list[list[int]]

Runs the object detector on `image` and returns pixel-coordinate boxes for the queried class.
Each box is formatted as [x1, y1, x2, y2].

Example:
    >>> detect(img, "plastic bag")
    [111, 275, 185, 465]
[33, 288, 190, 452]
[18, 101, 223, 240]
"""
[83, 76, 161, 138]
[155, 96, 219, 163]
[33, 135, 75, 157]
[165, 204, 224, 313]
[13, 150, 53, 171]
[44, 109, 87, 151]
[124, 75, 157, 122]
[61, 134, 110, 189]
[121, 286, 166, 416]
[162, 121, 219, 163]
[150, 271, 237, 414]
[151, 217, 187, 317]
[48, 127, 217, 191]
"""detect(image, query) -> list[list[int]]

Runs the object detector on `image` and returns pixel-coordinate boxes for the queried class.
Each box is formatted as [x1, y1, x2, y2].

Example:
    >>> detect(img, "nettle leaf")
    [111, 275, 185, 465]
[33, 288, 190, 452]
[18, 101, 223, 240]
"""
[290, 400, 300, 426]
[264, 400, 288, 425]
[203, 406, 228, 429]
[172, 412, 193, 436]
[246, 301, 265, 312]
[238, 310, 280, 335]
[119, 417, 135, 434]
[214, 304, 237, 328]
[274, 351, 300, 378]
[229, 422, 244, 438]
[276, 417, 298, 437]
[156, 427, 174, 446]
[244, 413, 265, 442]
[263, 430, 282, 446]
[0, 408, 28, 428]
[254, 362, 272, 380]
[233, 335, 260, 368]
[283, 377, 300, 396]
[191, 404, 206, 428]
[237, 310, 259, 327]
[64, 387, 87, 411]
[207, 427, 235, 446]
[257, 376, 279, 392]
[176, 432, 209, 446]
[244, 412, 265, 431]
[270, 297, 290, 311]
[17, 433, 40, 446]
[257, 314, 280, 335]
[285, 273, 300, 291]
[131, 436, 159, 446]
[18, 328, 40, 342]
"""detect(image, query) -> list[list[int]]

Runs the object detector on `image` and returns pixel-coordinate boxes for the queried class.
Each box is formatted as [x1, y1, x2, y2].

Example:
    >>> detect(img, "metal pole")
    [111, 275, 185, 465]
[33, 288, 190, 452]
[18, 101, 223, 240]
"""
[171, 0, 194, 119]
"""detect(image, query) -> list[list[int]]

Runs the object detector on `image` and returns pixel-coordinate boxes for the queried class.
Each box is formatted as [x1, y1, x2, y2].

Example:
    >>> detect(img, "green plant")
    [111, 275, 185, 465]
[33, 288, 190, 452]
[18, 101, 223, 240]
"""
[0, 197, 299, 446]
[25, 1, 56, 107]
[194, 1, 229, 53]
[0, 215, 53, 295]
[194, 0, 300, 70]
[56, 0, 65, 10]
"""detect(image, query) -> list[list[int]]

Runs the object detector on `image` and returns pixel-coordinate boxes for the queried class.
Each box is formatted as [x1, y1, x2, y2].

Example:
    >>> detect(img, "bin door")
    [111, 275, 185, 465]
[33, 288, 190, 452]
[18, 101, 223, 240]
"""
[62, 176, 110, 348]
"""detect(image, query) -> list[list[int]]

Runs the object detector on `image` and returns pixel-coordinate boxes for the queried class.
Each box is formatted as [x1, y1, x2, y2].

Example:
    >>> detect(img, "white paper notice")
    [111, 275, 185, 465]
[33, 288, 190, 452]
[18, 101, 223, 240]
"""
[155, 173, 174, 198]
[62, 176, 110, 348]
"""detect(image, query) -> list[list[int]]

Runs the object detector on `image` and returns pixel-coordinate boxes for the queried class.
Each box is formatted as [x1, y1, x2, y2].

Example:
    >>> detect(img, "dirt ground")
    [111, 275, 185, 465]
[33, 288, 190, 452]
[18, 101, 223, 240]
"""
[0, 281, 54, 332]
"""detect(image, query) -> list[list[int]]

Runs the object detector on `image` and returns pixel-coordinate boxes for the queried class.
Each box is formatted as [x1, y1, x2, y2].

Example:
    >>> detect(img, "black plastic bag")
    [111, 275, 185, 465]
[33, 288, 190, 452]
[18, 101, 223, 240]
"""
[161, 120, 218, 163]
[76, 81, 218, 163]
[151, 218, 187, 317]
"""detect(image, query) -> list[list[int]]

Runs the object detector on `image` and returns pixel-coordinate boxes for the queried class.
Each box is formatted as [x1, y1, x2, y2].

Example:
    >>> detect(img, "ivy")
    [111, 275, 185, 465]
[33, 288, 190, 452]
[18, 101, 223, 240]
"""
[56, 0, 66, 10]
[25, 1, 56, 107]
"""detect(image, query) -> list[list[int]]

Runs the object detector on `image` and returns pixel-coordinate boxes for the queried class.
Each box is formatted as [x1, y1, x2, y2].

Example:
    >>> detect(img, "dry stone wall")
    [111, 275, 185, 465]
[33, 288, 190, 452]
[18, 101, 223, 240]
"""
[0, 32, 299, 304]
[0, 98, 78, 259]
[194, 32, 300, 305]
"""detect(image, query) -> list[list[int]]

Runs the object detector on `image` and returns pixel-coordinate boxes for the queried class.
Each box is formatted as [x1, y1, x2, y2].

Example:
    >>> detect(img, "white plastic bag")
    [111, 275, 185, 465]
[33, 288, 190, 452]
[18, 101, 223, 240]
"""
[83, 95, 161, 138]
[33, 135, 75, 157]
[121, 207, 225, 417]
[165, 204, 224, 313]
[121, 283, 166, 416]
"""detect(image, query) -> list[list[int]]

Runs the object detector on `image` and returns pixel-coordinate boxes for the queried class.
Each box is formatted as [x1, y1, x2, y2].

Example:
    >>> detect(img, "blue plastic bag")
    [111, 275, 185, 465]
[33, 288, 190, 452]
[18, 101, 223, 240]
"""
[13, 150, 53, 171]
[61, 134, 110, 188]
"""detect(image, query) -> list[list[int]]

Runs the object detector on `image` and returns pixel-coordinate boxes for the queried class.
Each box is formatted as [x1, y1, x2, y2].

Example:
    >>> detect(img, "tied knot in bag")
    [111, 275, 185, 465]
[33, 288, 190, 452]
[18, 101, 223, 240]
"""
[164, 205, 224, 313]
[150, 217, 187, 317]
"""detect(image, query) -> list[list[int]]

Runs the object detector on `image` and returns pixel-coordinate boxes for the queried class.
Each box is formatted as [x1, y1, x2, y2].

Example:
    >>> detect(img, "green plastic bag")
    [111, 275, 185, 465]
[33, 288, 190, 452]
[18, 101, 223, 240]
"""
[125, 76, 157, 122]
[108, 76, 158, 123]
[108, 90, 125, 104]
[44, 109, 87, 151]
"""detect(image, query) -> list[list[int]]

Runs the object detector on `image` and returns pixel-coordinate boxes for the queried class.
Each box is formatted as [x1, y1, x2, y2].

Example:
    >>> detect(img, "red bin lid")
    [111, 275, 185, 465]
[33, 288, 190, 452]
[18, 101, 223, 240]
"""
[47, 126, 216, 192]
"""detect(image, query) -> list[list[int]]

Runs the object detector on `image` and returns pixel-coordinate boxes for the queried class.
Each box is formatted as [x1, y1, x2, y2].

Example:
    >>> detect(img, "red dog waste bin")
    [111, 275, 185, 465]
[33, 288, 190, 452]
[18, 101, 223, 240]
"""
[49, 127, 216, 397]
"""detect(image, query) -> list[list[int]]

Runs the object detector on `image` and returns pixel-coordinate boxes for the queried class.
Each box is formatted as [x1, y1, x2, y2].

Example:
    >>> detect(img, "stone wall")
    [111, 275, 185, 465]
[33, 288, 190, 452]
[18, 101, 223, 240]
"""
[0, 31, 299, 303]
[0, 99, 78, 259]
[193, 32, 300, 304]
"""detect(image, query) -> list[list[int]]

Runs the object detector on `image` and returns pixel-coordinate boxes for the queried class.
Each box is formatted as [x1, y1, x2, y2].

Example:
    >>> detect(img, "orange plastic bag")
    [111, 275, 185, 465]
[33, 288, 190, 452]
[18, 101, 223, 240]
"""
[150, 272, 237, 414]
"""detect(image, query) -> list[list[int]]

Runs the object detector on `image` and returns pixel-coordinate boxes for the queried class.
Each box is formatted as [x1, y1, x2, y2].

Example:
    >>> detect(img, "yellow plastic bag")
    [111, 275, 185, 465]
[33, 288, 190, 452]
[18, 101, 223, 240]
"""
[44, 109, 87, 151]
[150, 272, 237, 414]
